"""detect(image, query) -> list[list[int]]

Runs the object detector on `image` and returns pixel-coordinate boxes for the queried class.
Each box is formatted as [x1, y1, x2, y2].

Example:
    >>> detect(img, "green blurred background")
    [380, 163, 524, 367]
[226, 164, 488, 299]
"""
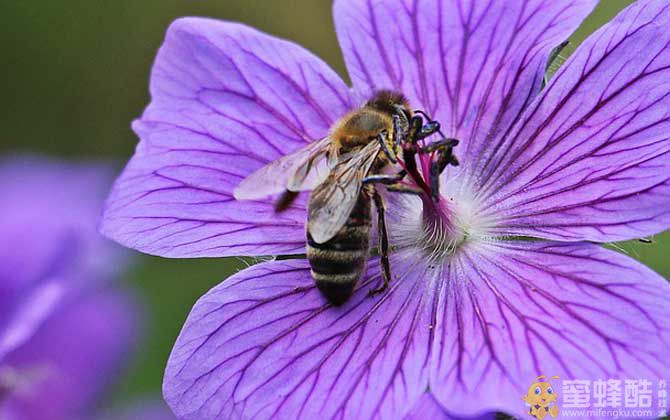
[1, 0, 667, 411]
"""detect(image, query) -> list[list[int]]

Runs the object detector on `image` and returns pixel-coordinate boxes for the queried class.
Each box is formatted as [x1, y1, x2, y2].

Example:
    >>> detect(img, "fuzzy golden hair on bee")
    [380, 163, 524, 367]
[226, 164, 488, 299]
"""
[365, 90, 410, 116]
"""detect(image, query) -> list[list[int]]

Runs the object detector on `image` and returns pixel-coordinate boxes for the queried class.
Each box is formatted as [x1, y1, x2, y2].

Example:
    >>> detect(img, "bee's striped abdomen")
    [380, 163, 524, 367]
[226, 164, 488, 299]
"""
[307, 192, 371, 305]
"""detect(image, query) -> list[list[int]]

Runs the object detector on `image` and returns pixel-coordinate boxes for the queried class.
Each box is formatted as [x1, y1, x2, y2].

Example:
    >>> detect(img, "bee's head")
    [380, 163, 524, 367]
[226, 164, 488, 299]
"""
[366, 90, 410, 118]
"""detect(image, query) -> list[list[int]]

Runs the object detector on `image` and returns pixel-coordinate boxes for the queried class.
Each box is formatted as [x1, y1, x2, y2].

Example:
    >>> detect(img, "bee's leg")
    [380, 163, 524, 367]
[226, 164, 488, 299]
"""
[274, 190, 299, 212]
[376, 130, 397, 163]
[386, 184, 422, 195]
[402, 115, 424, 175]
[363, 172, 421, 195]
[368, 189, 391, 297]
[400, 115, 441, 195]
[392, 114, 405, 150]
[407, 115, 424, 145]
[362, 170, 406, 185]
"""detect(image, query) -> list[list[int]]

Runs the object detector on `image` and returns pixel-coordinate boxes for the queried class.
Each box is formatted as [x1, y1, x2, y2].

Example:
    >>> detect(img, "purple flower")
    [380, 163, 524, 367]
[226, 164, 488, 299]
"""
[0, 157, 171, 420]
[101, 0, 670, 418]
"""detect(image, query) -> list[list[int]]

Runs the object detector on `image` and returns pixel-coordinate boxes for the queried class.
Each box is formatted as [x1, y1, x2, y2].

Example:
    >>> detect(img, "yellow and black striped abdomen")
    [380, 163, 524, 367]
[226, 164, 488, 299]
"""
[307, 191, 371, 305]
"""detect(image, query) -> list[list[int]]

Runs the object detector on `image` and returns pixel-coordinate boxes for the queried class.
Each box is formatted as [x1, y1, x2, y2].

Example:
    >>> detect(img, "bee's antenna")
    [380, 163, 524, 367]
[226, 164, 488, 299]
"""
[413, 109, 432, 120]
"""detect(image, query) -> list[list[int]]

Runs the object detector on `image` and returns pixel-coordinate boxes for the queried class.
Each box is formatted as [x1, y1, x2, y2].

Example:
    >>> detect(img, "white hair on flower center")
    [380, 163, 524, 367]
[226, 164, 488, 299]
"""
[386, 178, 494, 262]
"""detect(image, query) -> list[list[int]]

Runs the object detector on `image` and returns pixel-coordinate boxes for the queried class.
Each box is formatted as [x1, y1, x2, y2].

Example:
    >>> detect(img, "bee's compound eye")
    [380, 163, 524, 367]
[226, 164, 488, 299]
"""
[535, 387, 541, 395]
[547, 387, 553, 394]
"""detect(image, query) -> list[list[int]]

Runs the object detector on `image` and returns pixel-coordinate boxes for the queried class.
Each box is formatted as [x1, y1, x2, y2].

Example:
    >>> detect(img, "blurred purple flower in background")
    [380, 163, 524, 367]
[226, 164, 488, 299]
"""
[0, 157, 173, 420]
[101, 0, 670, 419]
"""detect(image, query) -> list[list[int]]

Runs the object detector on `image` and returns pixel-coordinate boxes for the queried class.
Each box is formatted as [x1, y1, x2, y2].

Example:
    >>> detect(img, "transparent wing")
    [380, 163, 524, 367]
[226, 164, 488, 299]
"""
[233, 137, 331, 200]
[308, 141, 381, 244]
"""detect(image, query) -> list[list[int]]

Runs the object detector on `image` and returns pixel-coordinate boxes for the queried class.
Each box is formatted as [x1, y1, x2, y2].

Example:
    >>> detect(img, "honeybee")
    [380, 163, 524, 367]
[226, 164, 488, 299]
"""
[234, 90, 458, 305]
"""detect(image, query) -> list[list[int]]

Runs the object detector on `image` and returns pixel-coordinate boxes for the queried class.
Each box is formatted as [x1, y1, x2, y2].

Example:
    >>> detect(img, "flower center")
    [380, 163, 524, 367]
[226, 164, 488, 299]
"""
[416, 194, 467, 260]
[391, 130, 486, 260]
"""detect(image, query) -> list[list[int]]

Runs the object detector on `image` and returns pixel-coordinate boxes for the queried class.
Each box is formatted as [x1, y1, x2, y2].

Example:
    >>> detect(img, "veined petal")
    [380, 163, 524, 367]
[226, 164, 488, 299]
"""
[405, 392, 495, 419]
[405, 393, 451, 419]
[430, 241, 670, 418]
[164, 255, 438, 420]
[334, 0, 596, 167]
[478, 0, 670, 241]
[101, 18, 354, 257]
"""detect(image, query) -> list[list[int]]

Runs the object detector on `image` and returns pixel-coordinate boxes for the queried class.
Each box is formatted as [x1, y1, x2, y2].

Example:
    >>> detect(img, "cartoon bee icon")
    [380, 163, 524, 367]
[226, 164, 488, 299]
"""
[523, 375, 560, 419]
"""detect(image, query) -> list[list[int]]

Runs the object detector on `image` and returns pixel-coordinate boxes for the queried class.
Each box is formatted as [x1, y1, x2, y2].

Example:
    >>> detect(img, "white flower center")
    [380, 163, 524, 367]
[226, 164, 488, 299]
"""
[418, 198, 467, 260]
[389, 182, 492, 261]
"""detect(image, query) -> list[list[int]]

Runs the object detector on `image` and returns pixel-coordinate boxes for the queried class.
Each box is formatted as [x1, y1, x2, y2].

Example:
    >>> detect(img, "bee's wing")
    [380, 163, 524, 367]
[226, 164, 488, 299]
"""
[233, 137, 331, 200]
[307, 141, 381, 244]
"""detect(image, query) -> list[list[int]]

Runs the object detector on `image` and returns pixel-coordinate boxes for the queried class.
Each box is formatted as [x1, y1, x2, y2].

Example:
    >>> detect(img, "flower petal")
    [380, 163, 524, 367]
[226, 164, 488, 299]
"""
[0, 156, 124, 359]
[0, 280, 68, 361]
[101, 18, 354, 257]
[478, 1, 670, 241]
[2, 288, 138, 420]
[430, 241, 670, 417]
[164, 255, 439, 419]
[405, 392, 495, 419]
[0, 156, 122, 292]
[405, 393, 450, 419]
[334, 0, 596, 165]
